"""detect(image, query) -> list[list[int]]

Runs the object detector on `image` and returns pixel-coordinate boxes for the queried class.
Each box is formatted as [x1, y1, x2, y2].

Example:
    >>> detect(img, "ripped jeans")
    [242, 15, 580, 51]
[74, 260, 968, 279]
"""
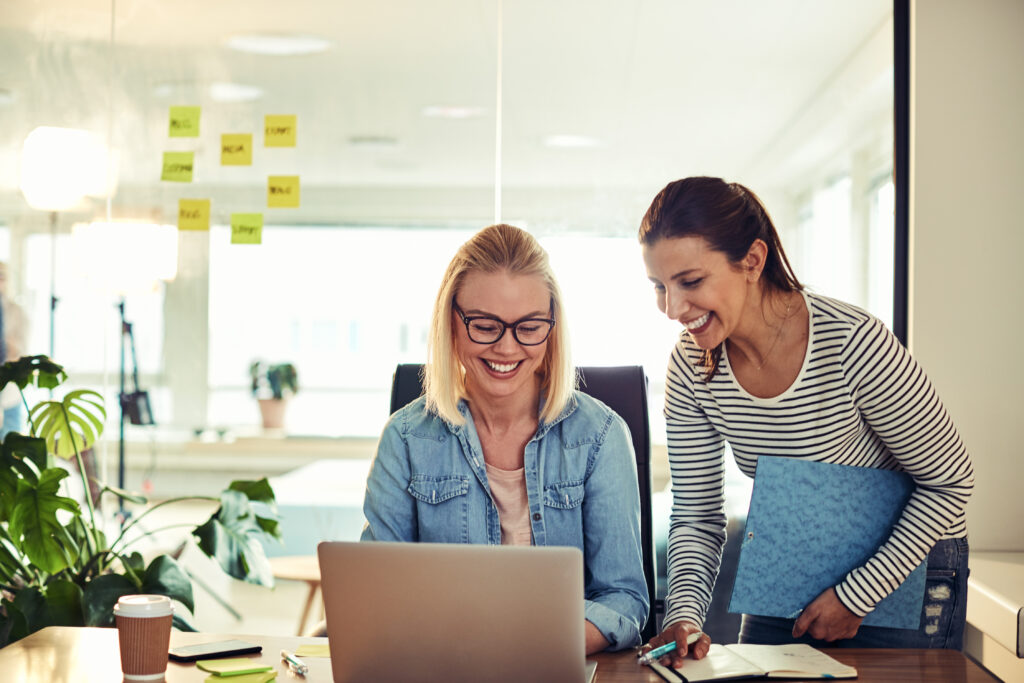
[738, 537, 970, 649]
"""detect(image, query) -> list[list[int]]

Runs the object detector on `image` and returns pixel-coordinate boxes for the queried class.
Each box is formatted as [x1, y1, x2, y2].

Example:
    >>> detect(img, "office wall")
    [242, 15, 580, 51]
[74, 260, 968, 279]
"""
[909, 0, 1024, 550]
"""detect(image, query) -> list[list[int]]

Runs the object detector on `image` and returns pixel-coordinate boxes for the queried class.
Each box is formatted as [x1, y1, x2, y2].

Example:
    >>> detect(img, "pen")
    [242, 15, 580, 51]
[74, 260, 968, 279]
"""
[280, 649, 309, 676]
[637, 632, 702, 665]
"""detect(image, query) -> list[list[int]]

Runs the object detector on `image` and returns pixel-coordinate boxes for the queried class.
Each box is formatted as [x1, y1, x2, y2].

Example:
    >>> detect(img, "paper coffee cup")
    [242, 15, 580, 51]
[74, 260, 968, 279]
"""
[114, 594, 174, 681]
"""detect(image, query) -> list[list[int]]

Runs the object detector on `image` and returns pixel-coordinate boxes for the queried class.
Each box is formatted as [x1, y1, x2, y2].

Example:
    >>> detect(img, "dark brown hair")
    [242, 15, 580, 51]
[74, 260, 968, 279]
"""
[639, 176, 802, 380]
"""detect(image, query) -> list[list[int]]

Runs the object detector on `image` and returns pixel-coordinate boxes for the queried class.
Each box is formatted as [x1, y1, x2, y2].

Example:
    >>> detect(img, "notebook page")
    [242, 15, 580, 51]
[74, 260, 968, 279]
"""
[650, 644, 765, 682]
[725, 644, 857, 678]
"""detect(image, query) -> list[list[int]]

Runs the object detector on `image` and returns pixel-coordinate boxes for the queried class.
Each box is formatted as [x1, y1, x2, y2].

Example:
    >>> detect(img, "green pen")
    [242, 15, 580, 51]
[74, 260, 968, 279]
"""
[637, 631, 702, 665]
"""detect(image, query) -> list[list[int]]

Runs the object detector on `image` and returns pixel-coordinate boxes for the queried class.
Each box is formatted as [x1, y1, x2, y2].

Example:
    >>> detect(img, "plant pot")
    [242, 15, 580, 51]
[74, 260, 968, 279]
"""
[258, 398, 288, 430]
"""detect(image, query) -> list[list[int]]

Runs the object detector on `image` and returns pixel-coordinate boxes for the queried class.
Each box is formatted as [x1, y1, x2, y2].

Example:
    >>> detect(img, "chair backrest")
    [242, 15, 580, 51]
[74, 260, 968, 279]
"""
[388, 363, 658, 641]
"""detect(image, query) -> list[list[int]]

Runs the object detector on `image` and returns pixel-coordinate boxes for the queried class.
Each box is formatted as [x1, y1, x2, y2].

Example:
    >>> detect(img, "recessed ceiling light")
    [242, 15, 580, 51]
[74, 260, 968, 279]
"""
[422, 106, 484, 119]
[0, 88, 14, 106]
[210, 82, 264, 103]
[226, 33, 331, 56]
[348, 135, 399, 148]
[542, 134, 603, 148]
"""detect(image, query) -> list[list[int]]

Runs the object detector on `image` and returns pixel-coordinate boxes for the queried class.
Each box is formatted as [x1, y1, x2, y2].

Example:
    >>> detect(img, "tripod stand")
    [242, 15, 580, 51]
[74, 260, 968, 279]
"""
[117, 298, 153, 519]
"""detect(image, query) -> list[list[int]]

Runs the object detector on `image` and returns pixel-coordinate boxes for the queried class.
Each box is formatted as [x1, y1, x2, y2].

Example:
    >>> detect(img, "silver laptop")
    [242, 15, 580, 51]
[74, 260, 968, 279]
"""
[317, 541, 596, 683]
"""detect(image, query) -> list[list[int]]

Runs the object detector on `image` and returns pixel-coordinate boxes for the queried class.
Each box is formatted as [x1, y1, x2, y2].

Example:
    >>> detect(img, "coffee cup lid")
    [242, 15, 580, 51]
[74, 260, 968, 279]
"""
[113, 594, 174, 617]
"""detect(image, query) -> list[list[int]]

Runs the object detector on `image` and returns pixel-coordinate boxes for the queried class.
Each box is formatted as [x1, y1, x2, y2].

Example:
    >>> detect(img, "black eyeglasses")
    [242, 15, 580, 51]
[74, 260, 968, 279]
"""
[452, 299, 556, 346]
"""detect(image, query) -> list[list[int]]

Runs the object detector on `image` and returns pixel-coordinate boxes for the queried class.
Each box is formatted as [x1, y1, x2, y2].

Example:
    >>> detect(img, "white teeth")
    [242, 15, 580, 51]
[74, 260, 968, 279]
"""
[485, 360, 520, 373]
[684, 312, 710, 330]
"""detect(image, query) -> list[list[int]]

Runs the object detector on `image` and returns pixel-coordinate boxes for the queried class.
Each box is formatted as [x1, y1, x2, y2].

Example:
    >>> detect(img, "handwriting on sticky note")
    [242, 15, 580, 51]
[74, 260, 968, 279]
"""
[294, 643, 331, 657]
[264, 114, 296, 147]
[231, 213, 263, 244]
[267, 175, 300, 208]
[178, 199, 211, 231]
[221, 133, 253, 165]
[161, 151, 194, 182]
[169, 106, 201, 137]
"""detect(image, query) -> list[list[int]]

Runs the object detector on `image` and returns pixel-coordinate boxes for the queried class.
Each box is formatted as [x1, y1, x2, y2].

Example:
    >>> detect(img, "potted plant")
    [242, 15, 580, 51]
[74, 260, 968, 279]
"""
[0, 355, 282, 647]
[249, 361, 298, 430]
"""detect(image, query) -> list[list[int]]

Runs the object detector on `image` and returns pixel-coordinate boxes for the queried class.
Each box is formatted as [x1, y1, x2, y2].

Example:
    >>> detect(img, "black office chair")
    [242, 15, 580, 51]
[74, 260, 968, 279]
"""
[389, 363, 660, 641]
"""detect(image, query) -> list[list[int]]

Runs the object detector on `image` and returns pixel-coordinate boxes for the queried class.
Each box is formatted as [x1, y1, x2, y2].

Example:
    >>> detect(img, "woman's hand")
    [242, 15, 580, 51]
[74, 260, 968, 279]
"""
[792, 588, 864, 641]
[639, 621, 710, 668]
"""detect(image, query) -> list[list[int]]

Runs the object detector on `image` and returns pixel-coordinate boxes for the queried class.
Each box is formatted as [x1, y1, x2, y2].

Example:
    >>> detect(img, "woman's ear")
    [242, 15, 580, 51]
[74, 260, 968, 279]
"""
[742, 239, 769, 282]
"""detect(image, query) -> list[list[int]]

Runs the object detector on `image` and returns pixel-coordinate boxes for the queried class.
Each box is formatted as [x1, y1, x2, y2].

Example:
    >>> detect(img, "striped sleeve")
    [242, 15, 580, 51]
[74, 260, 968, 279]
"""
[834, 316, 974, 617]
[661, 341, 728, 630]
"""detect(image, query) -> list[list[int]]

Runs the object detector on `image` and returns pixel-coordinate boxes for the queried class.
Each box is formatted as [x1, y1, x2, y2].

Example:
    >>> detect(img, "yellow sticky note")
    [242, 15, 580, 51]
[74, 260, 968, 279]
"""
[161, 151, 194, 182]
[264, 114, 297, 147]
[231, 213, 263, 244]
[267, 175, 300, 208]
[195, 657, 273, 676]
[203, 671, 276, 683]
[221, 133, 253, 166]
[169, 106, 201, 137]
[294, 643, 331, 657]
[178, 199, 211, 231]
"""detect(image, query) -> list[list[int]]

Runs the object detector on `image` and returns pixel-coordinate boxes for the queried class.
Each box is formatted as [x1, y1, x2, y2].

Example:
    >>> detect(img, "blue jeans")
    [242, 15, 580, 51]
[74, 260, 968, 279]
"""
[739, 537, 969, 649]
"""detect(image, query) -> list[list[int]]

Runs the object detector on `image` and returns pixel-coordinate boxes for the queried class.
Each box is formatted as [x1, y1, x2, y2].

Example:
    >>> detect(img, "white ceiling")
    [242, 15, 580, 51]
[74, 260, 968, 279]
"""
[0, 0, 893, 230]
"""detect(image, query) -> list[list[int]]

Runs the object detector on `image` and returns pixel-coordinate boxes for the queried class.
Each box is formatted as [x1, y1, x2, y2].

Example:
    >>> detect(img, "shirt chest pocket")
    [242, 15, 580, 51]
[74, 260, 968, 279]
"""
[543, 480, 584, 510]
[407, 474, 470, 505]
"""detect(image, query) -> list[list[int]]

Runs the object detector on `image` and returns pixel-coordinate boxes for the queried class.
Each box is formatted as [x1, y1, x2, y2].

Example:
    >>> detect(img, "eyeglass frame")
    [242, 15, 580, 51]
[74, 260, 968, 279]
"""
[451, 297, 556, 346]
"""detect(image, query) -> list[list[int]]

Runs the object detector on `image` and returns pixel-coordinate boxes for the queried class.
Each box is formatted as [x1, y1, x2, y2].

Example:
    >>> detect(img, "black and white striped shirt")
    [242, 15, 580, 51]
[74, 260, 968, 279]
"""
[662, 291, 973, 629]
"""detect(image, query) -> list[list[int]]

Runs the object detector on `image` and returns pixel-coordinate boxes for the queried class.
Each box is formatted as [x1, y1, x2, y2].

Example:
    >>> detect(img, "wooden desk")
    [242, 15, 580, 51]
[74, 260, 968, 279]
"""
[0, 627, 999, 682]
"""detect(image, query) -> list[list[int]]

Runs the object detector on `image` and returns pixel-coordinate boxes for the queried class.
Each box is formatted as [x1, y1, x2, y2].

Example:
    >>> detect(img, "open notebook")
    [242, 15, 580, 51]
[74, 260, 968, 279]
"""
[646, 644, 857, 682]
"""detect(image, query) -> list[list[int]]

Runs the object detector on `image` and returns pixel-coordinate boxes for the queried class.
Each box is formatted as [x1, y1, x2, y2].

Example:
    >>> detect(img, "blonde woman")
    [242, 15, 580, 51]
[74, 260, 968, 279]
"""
[361, 224, 649, 653]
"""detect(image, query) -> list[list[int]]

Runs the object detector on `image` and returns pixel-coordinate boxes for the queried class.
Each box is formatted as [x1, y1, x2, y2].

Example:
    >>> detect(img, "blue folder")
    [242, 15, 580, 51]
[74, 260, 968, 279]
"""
[728, 457, 926, 630]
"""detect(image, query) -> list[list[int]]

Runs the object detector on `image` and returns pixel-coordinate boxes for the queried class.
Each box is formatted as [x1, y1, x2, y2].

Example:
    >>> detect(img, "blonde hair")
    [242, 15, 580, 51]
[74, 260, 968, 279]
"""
[424, 224, 574, 425]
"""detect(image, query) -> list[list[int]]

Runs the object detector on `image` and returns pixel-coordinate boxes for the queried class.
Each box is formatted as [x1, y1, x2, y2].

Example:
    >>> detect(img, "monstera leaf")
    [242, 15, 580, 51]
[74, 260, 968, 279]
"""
[8, 468, 80, 574]
[30, 390, 106, 459]
[0, 355, 66, 393]
[193, 483, 279, 587]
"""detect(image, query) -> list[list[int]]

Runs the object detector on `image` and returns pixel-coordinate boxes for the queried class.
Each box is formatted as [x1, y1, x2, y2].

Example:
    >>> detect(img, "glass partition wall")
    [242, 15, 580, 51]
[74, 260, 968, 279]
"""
[0, 2, 895, 453]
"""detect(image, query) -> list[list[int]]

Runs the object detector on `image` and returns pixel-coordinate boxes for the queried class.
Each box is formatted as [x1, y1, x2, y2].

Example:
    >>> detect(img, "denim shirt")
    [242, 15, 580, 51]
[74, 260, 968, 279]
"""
[361, 391, 649, 650]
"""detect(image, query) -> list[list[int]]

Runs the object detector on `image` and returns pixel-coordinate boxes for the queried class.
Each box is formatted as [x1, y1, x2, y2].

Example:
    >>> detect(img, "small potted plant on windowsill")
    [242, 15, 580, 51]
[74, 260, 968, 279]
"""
[249, 361, 298, 430]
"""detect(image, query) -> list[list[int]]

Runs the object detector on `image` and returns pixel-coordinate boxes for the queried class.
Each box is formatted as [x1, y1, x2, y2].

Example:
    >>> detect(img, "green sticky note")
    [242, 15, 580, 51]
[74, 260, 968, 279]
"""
[231, 213, 263, 244]
[169, 105, 201, 137]
[294, 643, 330, 657]
[161, 151, 194, 182]
[195, 658, 274, 676]
[204, 671, 276, 683]
[267, 175, 299, 208]
[264, 114, 296, 147]
[178, 198, 211, 231]
[221, 133, 253, 165]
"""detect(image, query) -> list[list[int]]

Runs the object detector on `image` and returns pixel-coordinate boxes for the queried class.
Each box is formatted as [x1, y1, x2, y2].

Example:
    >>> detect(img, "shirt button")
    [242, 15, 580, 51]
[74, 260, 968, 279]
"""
[532, 513, 542, 521]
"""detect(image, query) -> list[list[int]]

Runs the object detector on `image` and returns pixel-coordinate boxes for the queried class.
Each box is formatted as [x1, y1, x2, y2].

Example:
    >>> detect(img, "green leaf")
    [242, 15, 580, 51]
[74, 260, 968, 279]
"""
[192, 490, 275, 587]
[9, 468, 80, 574]
[30, 390, 106, 460]
[2, 433, 49, 472]
[122, 551, 146, 576]
[228, 478, 277, 506]
[99, 483, 148, 505]
[41, 579, 84, 626]
[0, 355, 66, 393]
[3, 586, 45, 641]
[141, 555, 195, 613]
[81, 572, 136, 627]
[172, 613, 197, 632]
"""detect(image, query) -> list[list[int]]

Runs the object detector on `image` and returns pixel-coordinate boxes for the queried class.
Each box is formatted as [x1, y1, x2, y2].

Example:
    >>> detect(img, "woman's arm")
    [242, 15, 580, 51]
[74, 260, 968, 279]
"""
[580, 410, 649, 651]
[833, 317, 974, 618]
[360, 417, 418, 542]
[660, 343, 729, 634]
